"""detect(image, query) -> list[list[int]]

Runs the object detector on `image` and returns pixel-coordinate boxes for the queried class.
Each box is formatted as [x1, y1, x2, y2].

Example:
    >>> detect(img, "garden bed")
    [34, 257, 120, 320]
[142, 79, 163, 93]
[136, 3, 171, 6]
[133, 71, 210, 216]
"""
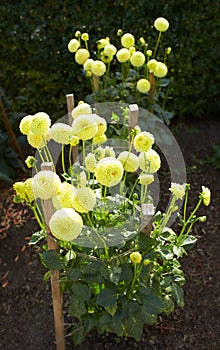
[0, 115, 220, 350]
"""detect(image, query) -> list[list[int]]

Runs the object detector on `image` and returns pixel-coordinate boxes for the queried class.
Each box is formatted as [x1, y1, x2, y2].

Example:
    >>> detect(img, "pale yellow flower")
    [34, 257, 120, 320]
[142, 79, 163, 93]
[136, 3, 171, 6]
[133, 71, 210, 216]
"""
[91, 60, 106, 77]
[85, 153, 97, 173]
[121, 33, 135, 48]
[139, 174, 154, 186]
[72, 114, 98, 140]
[13, 181, 25, 198]
[75, 30, 81, 38]
[83, 58, 94, 71]
[139, 150, 161, 173]
[27, 132, 46, 149]
[116, 48, 131, 63]
[33, 170, 61, 200]
[49, 208, 83, 242]
[94, 146, 105, 160]
[147, 59, 158, 71]
[71, 102, 92, 119]
[103, 146, 115, 158]
[69, 135, 80, 147]
[75, 48, 90, 65]
[129, 46, 136, 55]
[100, 52, 113, 64]
[92, 115, 107, 136]
[139, 37, 146, 46]
[95, 157, 124, 187]
[50, 123, 72, 144]
[118, 151, 139, 173]
[134, 131, 154, 152]
[92, 134, 107, 145]
[72, 187, 96, 213]
[130, 252, 142, 264]
[97, 37, 110, 49]
[169, 183, 186, 200]
[24, 178, 35, 202]
[137, 79, 151, 93]
[68, 38, 80, 53]
[81, 32, 89, 41]
[154, 17, 169, 32]
[30, 112, 51, 136]
[201, 186, 211, 206]
[25, 156, 36, 168]
[78, 171, 87, 187]
[52, 182, 75, 209]
[19, 115, 33, 135]
[130, 51, 145, 67]
[154, 62, 168, 78]
[104, 44, 117, 56]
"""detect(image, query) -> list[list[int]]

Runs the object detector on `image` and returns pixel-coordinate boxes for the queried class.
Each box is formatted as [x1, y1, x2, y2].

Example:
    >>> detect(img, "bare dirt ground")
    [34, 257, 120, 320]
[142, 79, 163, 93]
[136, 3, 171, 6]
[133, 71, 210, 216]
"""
[0, 115, 220, 350]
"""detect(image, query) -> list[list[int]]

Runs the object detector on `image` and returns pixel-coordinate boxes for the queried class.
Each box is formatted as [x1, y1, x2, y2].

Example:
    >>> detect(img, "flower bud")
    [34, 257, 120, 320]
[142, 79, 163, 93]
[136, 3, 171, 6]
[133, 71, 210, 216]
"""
[130, 252, 142, 264]
[81, 32, 89, 41]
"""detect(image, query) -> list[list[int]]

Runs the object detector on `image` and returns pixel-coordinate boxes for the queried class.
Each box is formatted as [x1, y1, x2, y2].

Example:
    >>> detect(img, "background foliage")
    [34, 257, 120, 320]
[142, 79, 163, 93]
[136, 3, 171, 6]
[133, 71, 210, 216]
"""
[0, 0, 219, 120]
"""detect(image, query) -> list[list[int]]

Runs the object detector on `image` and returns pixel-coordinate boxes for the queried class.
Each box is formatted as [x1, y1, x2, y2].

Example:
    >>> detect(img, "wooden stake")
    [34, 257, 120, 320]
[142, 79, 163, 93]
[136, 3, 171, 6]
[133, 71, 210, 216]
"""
[93, 75, 99, 92]
[41, 162, 66, 350]
[66, 94, 78, 162]
[0, 97, 25, 163]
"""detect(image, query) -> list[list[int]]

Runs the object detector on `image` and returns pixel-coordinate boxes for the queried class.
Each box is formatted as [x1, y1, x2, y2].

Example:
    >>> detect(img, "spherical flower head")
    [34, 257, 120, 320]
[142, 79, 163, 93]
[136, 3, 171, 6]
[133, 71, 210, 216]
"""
[81, 32, 89, 41]
[154, 17, 169, 32]
[147, 50, 152, 57]
[91, 60, 106, 77]
[95, 157, 124, 187]
[72, 102, 92, 119]
[72, 114, 98, 140]
[19, 115, 33, 135]
[85, 153, 97, 173]
[137, 79, 151, 94]
[118, 151, 139, 173]
[83, 58, 94, 71]
[30, 112, 51, 136]
[79, 171, 87, 187]
[97, 37, 110, 49]
[139, 150, 161, 173]
[92, 133, 107, 145]
[92, 115, 107, 136]
[69, 135, 80, 147]
[94, 146, 105, 161]
[52, 182, 75, 209]
[154, 62, 168, 78]
[129, 46, 136, 55]
[27, 132, 46, 149]
[49, 208, 83, 242]
[130, 51, 145, 67]
[130, 251, 142, 264]
[13, 181, 25, 198]
[50, 123, 72, 144]
[24, 178, 34, 202]
[25, 156, 36, 168]
[134, 131, 154, 152]
[201, 186, 211, 206]
[100, 52, 113, 64]
[33, 170, 61, 200]
[169, 183, 186, 200]
[121, 33, 135, 48]
[147, 59, 158, 71]
[139, 174, 154, 186]
[72, 187, 96, 213]
[116, 48, 131, 63]
[104, 44, 117, 56]
[68, 38, 80, 53]
[104, 146, 115, 158]
[75, 48, 90, 65]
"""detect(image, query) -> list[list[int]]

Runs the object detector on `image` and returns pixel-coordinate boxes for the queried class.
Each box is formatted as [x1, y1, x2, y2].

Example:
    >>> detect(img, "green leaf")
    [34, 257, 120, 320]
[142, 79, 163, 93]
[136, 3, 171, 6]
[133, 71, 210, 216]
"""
[71, 282, 91, 301]
[172, 282, 184, 307]
[40, 250, 64, 270]
[105, 303, 117, 316]
[109, 266, 122, 284]
[68, 299, 87, 319]
[66, 267, 82, 282]
[124, 315, 144, 341]
[180, 235, 197, 249]
[140, 287, 164, 315]
[96, 288, 117, 308]
[71, 325, 87, 345]
[29, 230, 45, 245]
[173, 245, 185, 257]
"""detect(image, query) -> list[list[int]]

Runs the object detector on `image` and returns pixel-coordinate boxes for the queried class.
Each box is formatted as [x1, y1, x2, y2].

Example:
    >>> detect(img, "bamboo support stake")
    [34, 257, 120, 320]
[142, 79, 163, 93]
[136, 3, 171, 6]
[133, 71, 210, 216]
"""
[41, 162, 66, 350]
[66, 94, 78, 162]
[0, 97, 25, 163]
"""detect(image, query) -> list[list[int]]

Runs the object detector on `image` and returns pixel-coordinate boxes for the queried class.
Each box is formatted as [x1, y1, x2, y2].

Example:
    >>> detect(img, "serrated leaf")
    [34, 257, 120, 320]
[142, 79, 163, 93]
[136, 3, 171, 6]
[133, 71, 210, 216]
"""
[96, 288, 117, 308]
[124, 316, 144, 341]
[68, 299, 87, 318]
[40, 250, 64, 270]
[71, 282, 91, 301]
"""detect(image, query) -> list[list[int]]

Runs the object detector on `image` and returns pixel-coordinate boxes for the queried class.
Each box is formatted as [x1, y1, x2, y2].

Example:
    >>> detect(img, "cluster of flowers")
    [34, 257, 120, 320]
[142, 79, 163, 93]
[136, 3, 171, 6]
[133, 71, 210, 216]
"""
[68, 17, 171, 94]
[14, 102, 211, 247]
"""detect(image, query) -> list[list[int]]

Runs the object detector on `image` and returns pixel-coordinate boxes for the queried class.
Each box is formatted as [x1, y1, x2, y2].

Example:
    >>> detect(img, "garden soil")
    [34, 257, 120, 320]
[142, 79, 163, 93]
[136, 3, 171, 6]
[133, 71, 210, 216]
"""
[0, 116, 220, 350]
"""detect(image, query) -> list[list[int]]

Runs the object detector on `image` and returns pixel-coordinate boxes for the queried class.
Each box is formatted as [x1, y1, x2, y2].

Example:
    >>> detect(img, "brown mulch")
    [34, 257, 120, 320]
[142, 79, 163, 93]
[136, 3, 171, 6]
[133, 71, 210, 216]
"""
[0, 116, 220, 350]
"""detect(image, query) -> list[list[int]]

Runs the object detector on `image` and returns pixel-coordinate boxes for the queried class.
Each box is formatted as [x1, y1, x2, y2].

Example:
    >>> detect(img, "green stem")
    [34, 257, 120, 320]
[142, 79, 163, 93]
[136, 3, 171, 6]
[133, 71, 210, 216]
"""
[178, 198, 203, 243]
[158, 195, 176, 234]
[153, 31, 162, 58]
[61, 144, 66, 174]
[86, 213, 109, 259]
[69, 145, 73, 170]
[128, 176, 139, 201]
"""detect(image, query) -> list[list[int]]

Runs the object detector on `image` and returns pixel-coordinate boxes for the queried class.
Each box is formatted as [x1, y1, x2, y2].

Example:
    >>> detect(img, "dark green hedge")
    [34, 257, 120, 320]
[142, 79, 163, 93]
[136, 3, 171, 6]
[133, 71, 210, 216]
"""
[0, 0, 219, 119]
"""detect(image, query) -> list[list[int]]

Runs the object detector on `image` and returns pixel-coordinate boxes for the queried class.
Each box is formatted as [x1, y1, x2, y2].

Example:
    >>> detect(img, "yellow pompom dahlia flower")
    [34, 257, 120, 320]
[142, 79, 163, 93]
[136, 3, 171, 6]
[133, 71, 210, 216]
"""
[139, 150, 161, 173]
[95, 157, 124, 187]
[32, 170, 61, 200]
[118, 151, 139, 172]
[134, 131, 154, 152]
[72, 187, 96, 213]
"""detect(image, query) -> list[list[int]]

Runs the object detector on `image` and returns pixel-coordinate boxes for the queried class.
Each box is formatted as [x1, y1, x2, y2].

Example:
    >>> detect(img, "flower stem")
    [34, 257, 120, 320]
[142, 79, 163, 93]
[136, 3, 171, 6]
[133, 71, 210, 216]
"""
[61, 144, 66, 174]
[153, 31, 162, 58]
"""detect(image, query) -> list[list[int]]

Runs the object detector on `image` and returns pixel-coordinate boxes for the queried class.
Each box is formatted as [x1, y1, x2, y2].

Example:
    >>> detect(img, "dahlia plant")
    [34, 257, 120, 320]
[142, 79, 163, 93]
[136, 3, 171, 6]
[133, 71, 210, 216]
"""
[68, 17, 174, 124]
[14, 104, 210, 345]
